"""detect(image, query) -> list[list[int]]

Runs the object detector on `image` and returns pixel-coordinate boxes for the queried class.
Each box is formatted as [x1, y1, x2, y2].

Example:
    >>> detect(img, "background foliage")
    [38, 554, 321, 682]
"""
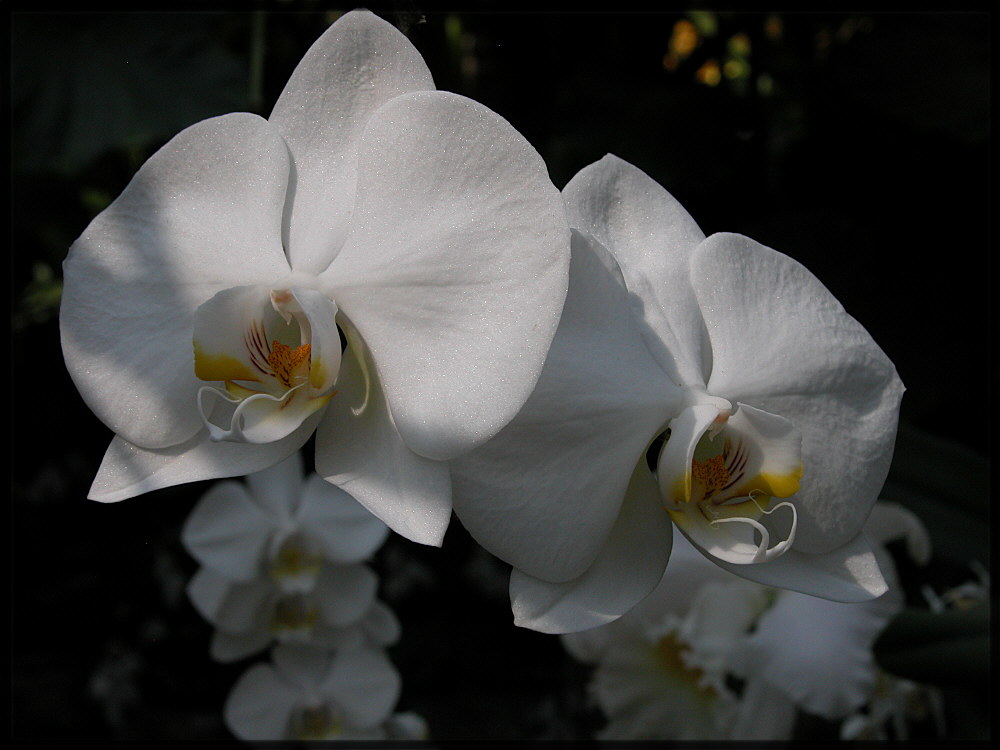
[10, 2, 990, 740]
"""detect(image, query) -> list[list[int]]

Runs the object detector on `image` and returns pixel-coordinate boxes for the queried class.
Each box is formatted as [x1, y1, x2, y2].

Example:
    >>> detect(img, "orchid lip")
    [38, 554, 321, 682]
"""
[658, 401, 802, 565]
[193, 284, 342, 444]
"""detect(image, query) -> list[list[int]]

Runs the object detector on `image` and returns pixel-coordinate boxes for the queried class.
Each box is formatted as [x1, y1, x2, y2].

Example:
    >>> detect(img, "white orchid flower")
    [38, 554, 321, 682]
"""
[187, 559, 395, 662]
[562, 504, 929, 740]
[224, 644, 401, 740]
[60, 9, 570, 546]
[452, 154, 903, 632]
[182, 452, 388, 591]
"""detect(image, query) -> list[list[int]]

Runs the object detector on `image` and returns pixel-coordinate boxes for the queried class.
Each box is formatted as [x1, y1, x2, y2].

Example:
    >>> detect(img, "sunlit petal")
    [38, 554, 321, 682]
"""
[327, 90, 570, 461]
[269, 10, 435, 273]
[692, 233, 904, 553]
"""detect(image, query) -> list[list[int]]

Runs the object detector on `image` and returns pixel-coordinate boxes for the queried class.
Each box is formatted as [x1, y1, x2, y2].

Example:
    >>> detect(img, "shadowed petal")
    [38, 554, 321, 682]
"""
[321, 648, 401, 729]
[296, 474, 389, 563]
[452, 230, 676, 582]
[224, 662, 301, 740]
[563, 154, 709, 386]
[509, 460, 672, 634]
[88, 410, 322, 502]
[182, 480, 273, 581]
[316, 338, 452, 547]
[705, 530, 888, 602]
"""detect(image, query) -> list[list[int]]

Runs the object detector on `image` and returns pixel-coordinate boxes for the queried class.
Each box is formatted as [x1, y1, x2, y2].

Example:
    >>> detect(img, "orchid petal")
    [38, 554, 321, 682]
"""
[705, 530, 888, 601]
[656, 403, 724, 509]
[310, 622, 369, 651]
[187, 567, 272, 633]
[509, 460, 673, 634]
[224, 662, 301, 741]
[732, 586, 901, 720]
[313, 564, 378, 627]
[562, 154, 709, 386]
[296, 474, 389, 563]
[321, 647, 400, 729]
[315, 338, 452, 547]
[452, 230, 677, 582]
[210, 629, 272, 664]
[360, 600, 402, 646]
[181, 479, 272, 581]
[273, 644, 334, 689]
[591, 635, 721, 740]
[60, 112, 292, 450]
[88, 410, 322, 502]
[268, 10, 435, 273]
[692, 233, 904, 553]
[327, 89, 570, 462]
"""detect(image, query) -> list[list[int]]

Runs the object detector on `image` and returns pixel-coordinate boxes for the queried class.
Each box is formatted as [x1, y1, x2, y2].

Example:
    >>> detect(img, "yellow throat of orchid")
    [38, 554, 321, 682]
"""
[660, 401, 803, 565]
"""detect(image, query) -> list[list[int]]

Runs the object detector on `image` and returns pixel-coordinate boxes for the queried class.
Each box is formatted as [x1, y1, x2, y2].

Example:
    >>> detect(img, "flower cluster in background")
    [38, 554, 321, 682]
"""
[561, 502, 944, 741]
[182, 452, 425, 741]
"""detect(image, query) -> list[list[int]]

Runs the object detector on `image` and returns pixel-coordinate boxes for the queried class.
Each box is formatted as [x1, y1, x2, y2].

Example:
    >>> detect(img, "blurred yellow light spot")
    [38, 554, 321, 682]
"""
[728, 32, 751, 57]
[695, 59, 721, 86]
[670, 19, 700, 58]
[724, 58, 749, 80]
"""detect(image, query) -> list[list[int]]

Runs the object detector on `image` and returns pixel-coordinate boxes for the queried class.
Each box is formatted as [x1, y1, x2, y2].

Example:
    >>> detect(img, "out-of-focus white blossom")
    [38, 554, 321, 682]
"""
[182, 452, 388, 590]
[562, 502, 930, 740]
[224, 645, 405, 740]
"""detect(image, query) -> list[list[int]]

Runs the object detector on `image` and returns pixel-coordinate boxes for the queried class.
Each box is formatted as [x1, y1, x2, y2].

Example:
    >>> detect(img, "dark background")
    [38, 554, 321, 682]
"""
[10, 3, 991, 740]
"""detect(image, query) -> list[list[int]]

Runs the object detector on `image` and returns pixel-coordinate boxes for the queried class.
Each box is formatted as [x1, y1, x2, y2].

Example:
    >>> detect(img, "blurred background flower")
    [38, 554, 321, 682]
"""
[561, 504, 941, 740]
[11, 3, 989, 740]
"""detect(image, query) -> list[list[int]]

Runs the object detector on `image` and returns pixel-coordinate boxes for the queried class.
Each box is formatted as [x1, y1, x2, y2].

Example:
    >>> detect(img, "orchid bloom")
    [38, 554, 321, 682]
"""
[451, 154, 904, 632]
[562, 503, 929, 740]
[60, 9, 570, 546]
[187, 558, 396, 662]
[182, 452, 389, 591]
[224, 644, 403, 741]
